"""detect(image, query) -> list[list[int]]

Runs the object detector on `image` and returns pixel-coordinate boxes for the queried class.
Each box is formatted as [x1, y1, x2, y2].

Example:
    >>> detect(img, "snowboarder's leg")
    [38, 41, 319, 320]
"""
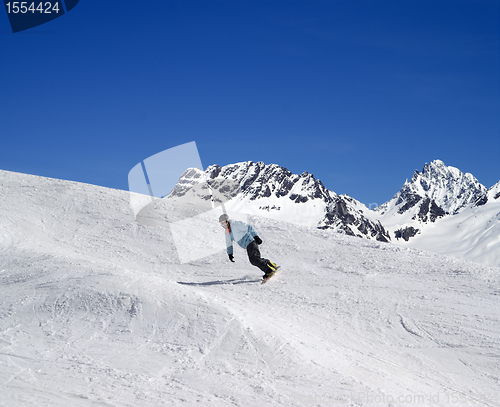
[246, 241, 276, 275]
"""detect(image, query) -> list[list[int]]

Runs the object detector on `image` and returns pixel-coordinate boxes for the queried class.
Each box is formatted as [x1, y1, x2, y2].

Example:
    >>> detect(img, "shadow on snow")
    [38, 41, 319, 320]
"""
[177, 276, 262, 286]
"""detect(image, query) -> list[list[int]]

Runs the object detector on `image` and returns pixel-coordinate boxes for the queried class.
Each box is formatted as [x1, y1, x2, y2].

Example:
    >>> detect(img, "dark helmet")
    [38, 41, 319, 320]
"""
[219, 214, 229, 223]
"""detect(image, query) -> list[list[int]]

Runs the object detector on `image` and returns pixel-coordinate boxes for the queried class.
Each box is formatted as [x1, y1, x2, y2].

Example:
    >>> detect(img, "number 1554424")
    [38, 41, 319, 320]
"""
[5, 2, 61, 14]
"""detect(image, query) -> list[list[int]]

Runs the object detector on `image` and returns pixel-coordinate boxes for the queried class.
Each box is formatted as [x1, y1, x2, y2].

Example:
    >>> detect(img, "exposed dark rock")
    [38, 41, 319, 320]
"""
[289, 194, 309, 203]
[397, 193, 422, 214]
[319, 197, 391, 243]
[474, 195, 488, 207]
[417, 198, 430, 222]
[394, 226, 420, 241]
[416, 198, 447, 223]
[208, 165, 221, 179]
[276, 177, 296, 198]
[429, 200, 447, 222]
[332, 198, 356, 224]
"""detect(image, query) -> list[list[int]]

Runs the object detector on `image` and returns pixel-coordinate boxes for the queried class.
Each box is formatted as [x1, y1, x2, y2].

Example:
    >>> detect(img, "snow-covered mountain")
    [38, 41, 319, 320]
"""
[169, 162, 390, 242]
[365, 160, 499, 267]
[402, 177, 500, 267]
[158, 159, 500, 266]
[165, 160, 499, 267]
[377, 159, 486, 215]
[374, 160, 487, 241]
[1, 169, 499, 406]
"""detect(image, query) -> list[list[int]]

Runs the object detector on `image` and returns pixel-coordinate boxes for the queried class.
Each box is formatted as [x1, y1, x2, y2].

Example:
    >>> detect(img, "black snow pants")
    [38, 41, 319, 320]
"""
[246, 240, 271, 274]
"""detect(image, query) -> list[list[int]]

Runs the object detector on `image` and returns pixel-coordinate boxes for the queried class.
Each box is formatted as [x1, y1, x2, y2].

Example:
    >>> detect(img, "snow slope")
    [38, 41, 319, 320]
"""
[404, 197, 500, 268]
[1, 170, 499, 406]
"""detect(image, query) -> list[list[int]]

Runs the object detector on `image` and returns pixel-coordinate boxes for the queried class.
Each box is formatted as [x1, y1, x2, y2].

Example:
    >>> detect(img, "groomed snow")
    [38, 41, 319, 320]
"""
[1, 170, 499, 406]
[402, 202, 500, 268]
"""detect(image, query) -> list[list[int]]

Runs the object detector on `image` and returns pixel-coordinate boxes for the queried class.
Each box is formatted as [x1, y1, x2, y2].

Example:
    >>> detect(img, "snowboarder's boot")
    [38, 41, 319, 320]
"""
[263, 271, 274, 280]
[262, 262, 279, 282]
[267, 261, 278, 272]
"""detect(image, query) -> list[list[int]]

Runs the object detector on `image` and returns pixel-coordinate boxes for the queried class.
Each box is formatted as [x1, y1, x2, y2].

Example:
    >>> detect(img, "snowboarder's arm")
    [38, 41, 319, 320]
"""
[225, 233, 233, 255]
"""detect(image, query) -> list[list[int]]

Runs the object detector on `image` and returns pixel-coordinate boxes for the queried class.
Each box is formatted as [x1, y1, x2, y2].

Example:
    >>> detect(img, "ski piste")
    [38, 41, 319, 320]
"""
[262, 266, 280, 284]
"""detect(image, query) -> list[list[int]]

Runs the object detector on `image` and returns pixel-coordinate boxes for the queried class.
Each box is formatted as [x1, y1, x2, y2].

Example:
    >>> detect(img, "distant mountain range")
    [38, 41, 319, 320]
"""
[169, 159, 500, 267]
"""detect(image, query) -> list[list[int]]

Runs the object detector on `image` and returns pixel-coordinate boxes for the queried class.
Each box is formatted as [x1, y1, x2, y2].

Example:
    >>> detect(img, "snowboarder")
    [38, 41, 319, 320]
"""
[219, 214, 278, 280]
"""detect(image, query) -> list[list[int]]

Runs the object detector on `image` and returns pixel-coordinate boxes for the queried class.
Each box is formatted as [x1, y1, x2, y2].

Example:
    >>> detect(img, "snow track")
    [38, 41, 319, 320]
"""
[0, 170, 499, 406]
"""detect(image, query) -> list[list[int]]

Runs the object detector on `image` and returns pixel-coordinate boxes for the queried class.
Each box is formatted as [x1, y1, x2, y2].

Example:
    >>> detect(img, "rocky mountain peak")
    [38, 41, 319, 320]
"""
[373, 160, 489, 243]
[380, 160, 486, 217]
[166, 161, 390, 242]
[204, 161, 333, 204]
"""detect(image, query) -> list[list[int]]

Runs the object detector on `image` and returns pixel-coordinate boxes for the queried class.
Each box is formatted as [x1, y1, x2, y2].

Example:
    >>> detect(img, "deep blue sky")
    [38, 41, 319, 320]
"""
[1, 0, 499, 206]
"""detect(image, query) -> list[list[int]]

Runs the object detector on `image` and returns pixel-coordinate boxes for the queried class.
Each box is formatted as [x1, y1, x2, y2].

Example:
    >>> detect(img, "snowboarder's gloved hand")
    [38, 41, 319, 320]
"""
[254, 236, 263, 245]
[228, 254, 235, 262]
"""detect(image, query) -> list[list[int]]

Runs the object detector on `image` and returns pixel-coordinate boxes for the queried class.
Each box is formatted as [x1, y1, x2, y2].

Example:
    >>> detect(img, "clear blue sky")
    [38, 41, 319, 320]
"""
[1, 0, 499, 207]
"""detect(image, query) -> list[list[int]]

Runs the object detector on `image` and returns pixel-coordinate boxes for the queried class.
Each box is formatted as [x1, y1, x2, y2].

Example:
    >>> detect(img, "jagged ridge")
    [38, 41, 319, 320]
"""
[167, 160, 497, 248]
[375, 160, 489, 242]
[170, 161, 391, 243]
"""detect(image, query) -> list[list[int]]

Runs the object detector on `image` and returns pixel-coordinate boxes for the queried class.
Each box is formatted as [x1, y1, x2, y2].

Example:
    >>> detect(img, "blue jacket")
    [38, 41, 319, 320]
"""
[224, 220, 258, 255]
